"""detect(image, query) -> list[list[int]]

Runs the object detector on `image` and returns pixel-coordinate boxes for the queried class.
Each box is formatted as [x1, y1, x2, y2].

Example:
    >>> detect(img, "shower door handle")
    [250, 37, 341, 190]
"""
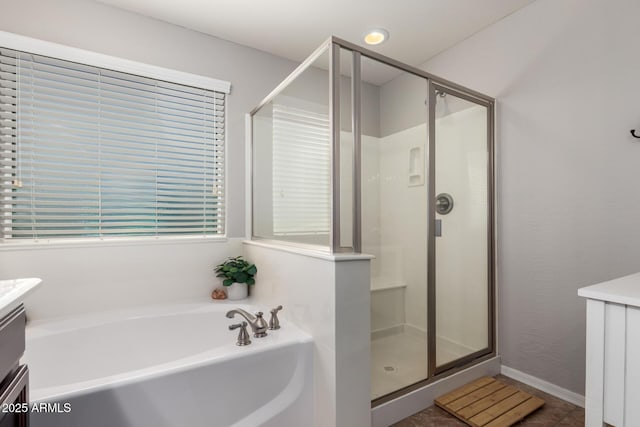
[435, 219, 442, 237]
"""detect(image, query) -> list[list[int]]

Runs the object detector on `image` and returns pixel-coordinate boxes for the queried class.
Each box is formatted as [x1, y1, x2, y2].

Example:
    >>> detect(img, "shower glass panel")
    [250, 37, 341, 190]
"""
[432, 85, 492, 372]
[252, 47, 331, 248]
[360, 55, 429, 400]
[338, 48, 354, 250]
[250, 37, 495, 405]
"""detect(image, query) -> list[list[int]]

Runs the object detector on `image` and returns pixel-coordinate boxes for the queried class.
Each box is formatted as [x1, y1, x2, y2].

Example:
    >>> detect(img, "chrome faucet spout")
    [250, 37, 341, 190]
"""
[226, 308, 255, 322]
[226, 308, 268, 338]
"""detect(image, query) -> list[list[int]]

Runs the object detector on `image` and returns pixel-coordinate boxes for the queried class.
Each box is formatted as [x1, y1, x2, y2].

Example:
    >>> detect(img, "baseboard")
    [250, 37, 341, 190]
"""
[500, 365, 585, 408]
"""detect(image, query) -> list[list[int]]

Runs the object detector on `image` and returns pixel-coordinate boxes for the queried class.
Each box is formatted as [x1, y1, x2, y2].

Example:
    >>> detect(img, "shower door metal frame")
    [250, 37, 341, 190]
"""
[334, 37, 496, 405]
[248, 40, 334, 253]
[427, 81, 496, 377]
[248, 36, 496, 405]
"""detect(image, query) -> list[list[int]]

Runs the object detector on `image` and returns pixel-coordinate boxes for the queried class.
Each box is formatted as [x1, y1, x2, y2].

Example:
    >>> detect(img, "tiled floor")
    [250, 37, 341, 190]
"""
[392, 374, 584, 427]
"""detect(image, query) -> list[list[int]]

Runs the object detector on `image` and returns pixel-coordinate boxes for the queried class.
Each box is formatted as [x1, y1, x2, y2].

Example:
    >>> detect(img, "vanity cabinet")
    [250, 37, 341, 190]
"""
[579, 273, 640, 427]
[0, 305, 29, 427]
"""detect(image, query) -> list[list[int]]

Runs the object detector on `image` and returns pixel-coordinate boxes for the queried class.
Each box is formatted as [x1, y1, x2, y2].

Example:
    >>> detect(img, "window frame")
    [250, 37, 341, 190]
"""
[0, 31, 231, 248]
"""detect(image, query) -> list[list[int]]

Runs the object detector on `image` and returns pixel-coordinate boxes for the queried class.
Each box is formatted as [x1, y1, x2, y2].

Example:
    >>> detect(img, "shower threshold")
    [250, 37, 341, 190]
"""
[371, 353, 501, 427]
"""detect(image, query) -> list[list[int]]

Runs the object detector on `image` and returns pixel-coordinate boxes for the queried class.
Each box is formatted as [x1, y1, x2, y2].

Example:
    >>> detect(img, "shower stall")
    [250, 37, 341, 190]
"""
[249, 37, 495, 405]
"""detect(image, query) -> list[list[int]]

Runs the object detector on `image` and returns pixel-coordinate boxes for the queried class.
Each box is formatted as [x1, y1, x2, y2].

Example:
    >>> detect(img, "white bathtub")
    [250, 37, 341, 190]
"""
[23, 301, 313, 427]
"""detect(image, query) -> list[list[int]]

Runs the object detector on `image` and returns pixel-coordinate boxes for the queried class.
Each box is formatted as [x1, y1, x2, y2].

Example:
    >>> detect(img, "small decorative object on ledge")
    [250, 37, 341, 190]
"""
[211, 288, 227, 300]
[214, 256, 257, 301]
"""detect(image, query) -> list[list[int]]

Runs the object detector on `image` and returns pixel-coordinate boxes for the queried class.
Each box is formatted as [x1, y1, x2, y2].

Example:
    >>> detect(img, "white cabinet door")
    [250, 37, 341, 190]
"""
[604, 303, 625, 426]
[626, 307, 640, 426]
[586, 299, 605, 427]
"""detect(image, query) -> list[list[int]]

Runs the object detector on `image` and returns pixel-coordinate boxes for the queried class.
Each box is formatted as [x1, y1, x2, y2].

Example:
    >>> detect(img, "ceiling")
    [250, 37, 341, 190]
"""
[96, 0, 536, 85]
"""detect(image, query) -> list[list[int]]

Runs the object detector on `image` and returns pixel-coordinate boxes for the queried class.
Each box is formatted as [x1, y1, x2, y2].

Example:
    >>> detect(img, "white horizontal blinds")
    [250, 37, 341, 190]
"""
[0, 47, 224, 240]
[272, 102, 330, 235]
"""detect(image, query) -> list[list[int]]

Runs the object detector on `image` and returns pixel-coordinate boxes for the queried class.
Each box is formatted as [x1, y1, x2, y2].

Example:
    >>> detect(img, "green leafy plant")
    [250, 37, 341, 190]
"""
[215, 256, 257, 286]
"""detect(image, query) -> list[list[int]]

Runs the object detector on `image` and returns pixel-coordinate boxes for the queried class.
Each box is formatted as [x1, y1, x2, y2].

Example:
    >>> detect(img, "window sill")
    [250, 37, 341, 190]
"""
[0, 235, 230, 251]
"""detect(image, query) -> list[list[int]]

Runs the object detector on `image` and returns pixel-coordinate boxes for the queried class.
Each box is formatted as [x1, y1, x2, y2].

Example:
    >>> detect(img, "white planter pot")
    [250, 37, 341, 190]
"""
[225, 282, 248, 300]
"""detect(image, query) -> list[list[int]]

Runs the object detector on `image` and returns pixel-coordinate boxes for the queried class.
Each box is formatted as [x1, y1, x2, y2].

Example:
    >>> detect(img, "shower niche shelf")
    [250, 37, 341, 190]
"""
[408, 146, 424, 187]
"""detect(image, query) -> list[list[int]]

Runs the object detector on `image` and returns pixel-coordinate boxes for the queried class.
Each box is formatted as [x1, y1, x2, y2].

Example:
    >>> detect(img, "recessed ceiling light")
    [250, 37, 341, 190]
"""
[364, 29, 389, 46]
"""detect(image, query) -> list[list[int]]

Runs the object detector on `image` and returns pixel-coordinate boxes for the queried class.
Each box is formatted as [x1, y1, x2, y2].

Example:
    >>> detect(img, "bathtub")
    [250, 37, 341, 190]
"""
[23, 301, 313, 427]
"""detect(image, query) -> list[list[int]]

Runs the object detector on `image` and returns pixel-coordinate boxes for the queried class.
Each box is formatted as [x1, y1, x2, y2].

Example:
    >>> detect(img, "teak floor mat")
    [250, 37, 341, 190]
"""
[434, 376, 545, 427]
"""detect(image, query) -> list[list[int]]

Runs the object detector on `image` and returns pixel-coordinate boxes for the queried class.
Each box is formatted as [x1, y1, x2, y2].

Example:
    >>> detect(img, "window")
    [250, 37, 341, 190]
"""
[271, 101, 330, 236]
[0, 45, 227, 241]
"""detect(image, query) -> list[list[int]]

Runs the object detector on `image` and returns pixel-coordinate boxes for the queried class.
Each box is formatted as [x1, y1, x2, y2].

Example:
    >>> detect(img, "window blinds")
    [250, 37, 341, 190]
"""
[0, 48, 225, 240]
[272, 102, 330, 235]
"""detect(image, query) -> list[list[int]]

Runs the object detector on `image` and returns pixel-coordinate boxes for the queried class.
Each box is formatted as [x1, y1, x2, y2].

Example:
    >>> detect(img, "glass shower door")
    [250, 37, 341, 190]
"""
[429, 83, 494, 374]
[360, 55, 430, 400]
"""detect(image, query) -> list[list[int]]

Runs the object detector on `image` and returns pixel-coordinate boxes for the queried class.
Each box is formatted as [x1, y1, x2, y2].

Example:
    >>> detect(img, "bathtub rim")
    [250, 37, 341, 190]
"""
[24, 300, 313, 402]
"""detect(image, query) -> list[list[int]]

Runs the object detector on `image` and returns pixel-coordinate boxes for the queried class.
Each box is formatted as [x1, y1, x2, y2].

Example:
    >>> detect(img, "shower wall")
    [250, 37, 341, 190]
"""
[376, 125, 428, 333]
[366, 71, 488, 355]
[249, 43, 493, 406]
[367, 73, 429, 336]
[365, 126, 428, 334]
[361, 135, 381, 279]
[253, 56, 489, 354]
[435, 105, 488, 354]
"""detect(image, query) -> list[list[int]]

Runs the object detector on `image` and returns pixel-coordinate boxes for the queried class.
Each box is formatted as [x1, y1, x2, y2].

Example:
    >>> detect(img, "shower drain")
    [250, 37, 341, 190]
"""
[383, 365, 397, 372]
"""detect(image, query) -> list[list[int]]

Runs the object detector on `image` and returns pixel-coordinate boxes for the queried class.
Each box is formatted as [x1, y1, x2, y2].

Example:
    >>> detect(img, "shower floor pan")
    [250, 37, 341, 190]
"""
[371, 327, 464, 400]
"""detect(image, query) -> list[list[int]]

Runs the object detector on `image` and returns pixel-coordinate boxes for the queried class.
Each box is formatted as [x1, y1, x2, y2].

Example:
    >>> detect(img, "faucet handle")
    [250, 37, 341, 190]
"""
[269, 305, 283, 330]
[252, 311, 269, 338]
[229, 321, 251, 346]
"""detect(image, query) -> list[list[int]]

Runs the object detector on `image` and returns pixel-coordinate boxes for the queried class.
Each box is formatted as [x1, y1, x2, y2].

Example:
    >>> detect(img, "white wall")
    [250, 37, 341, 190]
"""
[0, 239, 242, 319]
[362, 135, 381, 277]
[243, 241, 371, 427]
[0, 0, 299, 319]
[435, 106, 489, 358]
[4, 0, 632, 402]
[378, 124, 428, 331]
[370, 109, 488, 354]
[422, 0, 640, 394]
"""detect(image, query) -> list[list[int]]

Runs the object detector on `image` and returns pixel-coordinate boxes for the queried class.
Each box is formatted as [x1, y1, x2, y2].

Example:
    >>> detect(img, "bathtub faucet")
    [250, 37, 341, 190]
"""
[225, 308, 268, 338]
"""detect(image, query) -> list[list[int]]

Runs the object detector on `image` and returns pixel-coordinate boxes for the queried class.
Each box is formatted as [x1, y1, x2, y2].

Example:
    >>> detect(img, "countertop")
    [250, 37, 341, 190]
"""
[0, 278, 42, 319]
[578, 272, 640, 307]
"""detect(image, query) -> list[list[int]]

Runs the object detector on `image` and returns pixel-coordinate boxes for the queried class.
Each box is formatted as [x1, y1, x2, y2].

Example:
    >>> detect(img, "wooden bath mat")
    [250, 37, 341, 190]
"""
[434, 376, 544, 427]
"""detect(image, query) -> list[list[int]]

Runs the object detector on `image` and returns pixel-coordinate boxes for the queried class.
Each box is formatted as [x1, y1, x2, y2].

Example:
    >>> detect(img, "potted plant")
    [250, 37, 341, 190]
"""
[214, 256, 257, 300]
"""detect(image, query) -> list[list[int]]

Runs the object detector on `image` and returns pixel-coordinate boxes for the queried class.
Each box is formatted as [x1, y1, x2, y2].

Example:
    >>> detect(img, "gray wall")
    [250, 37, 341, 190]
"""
[280, 61, 381, 137]
[0, 0, 382, 235]
[0, 0, 299, 238]
[4, 0, 635, 397]
[0, 0, 300, 319]
[379, 72, 427, 138]
[377, 68, 485, 138]
[0, 0, 379, 319]
[421, 0, 640, 394]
